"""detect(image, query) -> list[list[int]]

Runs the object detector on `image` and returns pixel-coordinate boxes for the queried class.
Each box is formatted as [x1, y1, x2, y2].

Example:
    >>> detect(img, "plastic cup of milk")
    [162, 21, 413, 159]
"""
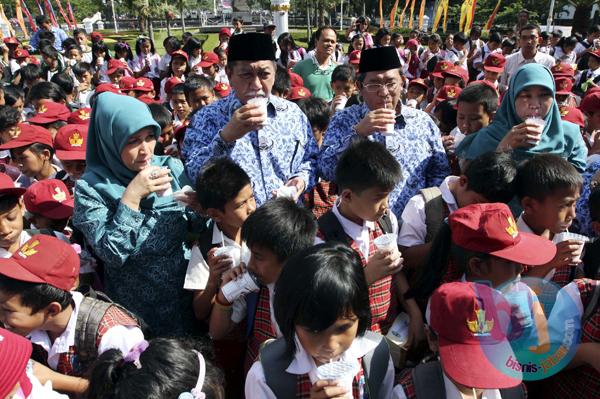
[316, 359, 358, 398]
[373, 233, 398, 252]
[247, 94, 268, 127]
[214, 246, 242, 267]
[552, 232, 589, 264]
[525, 117, 544, 146]
[220, 272, 260, 303]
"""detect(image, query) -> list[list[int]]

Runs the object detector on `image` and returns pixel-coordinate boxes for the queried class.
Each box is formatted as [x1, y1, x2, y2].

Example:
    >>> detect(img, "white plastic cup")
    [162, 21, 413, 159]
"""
[247, 96, 268, 126]
[221, 272, 260, 303]
[552, 232, 589, 264]
[276, 185, 297, 199]
[156, 185, 173, 197]
[383, 114, 396, 136]
[386, 312, 410, 346]
[96, 56, 104, 65]
[373, 233, 398, 252]
[316, 360, 358, 398]
[214, 246, 242, 267]
[334, 95, 348, 112]
[525, 117, 544, 146]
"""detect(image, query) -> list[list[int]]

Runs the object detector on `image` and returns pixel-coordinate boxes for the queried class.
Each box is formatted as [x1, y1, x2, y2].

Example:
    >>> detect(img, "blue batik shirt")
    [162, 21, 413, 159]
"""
[318, 103, 451, 217]
[183, 93, 318, 205]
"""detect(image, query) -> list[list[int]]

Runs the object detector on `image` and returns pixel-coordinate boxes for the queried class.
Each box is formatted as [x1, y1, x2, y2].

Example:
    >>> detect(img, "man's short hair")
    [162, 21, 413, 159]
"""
[457, 84, 499, 115]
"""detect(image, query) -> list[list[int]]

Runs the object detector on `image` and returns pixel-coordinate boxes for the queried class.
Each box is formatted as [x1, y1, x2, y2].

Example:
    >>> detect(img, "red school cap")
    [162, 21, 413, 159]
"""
[483, 52, 506, 73]
[348, 50, 361, 65]
[27, 101, 70, 125]
[435, 85, 462, 102]
[3, 37, 19, 46]
[0, 234, 79, 291]
[551, 63, 575, 78]
[408, 78, 429, 91]
[0, 327, 33, 398]
[106, 59, 129, 75]
[0, 123, 53, 150]
[580, 91, 600, 115]
[199, 51, 219, 68]
[289, 71, 304, 88]
[54, 124, 87, 161]
[219, 27, 232, 37]
[95, 83, 122, 95]
[588, 49, 600, 60]
[24, 179, 74, 219]
[431, 60, 454, 79]
[442, 65, 469, 83]
[119, 76, 138, 91]
[170, 49, 189, 61]
[429, 282, 522, 389]
[214, 82, 231, 98]
[13, 48, 29, 59]
[288, 86, 312, 101]
[555, 77, 574, 95]
[90, 32, 103, 43]
[449, 203, 556, 265]
[131, 77, 154, 92]
[0, 172, 26, 197]
[559, 106, 585, 128]
[165, 77, 184, 97]
[67, 108, 91, 125]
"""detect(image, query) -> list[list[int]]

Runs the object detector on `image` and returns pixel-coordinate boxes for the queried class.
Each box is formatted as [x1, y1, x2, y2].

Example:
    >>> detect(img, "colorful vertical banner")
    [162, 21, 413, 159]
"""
[15, 0, 30, 38]
[432, 0, 445, 32]
[65, 0, 77, 26]
[34, 0, 44, 15]
[398, 0, 411, 28]
[467, 0, 477, 34]
[459, 0, 475, 32]
[54, 0, 73, 29]
[408, 0, 416, 28]
[417, 0, 426, 29]
[21, 0, 37, 32]
[0, 5, 15, 37]
[44, 0, 59, 26]
[379, 0, 384, 28]
[484, 0, 501, 31]
[390, 0, 401, 29]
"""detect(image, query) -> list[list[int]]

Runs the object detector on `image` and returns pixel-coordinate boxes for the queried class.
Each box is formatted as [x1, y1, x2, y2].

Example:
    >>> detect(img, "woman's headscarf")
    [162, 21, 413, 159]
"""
[456, 63, 569, 162]
[81, 92, 188, 209]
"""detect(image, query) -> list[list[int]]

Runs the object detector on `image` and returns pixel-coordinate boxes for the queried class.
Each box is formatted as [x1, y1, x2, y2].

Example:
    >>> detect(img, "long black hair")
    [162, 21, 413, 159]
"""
[86, 338, 224, 399]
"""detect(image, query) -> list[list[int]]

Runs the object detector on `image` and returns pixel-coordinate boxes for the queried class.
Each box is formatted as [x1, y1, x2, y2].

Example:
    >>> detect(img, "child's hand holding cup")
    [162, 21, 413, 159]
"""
[552, 232, 589, 265]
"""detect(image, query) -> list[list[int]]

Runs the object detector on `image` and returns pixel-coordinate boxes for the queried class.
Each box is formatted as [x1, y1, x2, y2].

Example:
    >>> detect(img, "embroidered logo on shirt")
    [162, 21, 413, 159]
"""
[69, 131, 84, 147]
[506, 217, 518, 239]
[19, 240, 40, 258]
[467, 308, 494, 336]
[52, 187, 67, 202]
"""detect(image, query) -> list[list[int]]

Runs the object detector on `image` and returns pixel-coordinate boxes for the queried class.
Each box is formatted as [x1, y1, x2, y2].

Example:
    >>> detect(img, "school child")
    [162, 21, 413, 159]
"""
[0, 124, 59, 186]
[272, 65, 291, 98]
[184, 75, 216, 112]
[330, 64, 357, 111]
[481, 52, 506, 93]
[216, 27, 231, 51]
[183, 37, 203, 67]
[39, 45, 65, 82]
[4, 85, 25, 117]
[131, 36, 161, 90]
[246, 242, 395, 398]
[0, 105, 21, 144]
[198, 52, 223, 83]
[158, 36, 182, 78]
[424, 85, 461, 115]
[0, 173, 30, 256]
[418, 34, 446, 78]
[399, 152, 517, 270]
[23, 179, 73, 233]
[442, 65, 469, 88]
[576, 49, 600, 97]
[515, 154, 586, 287]
[455, 82, 499, 136]
[170, 83, 191, 127]
[73, 28, 93, 63]
[394, 281, 527, 399]
[405, 78, 428, 109]
[555, 76, 578, 107]
[0, 327, 69, 398]
[86, 338, 224, 399]
[472, 31, 502, 74]
[403, 39, 421, 79]
[50, 73, 77, 110]
[214, 47, 229, 84]
[427, 60, 453, 103]
[447, 32, 469, 69]
[209, 198, 316, 370]
[296, 97, 330, 147]
[315, 140, 403, 334]
[580, 89, 600, 140]
[72, 61, 94, 108]
[130, 77, 157, 104]
[105, 59, 129, 87]
[53, 124, 86, 185]
[113, 41, 134, 67]
[159, 49, 189, 102]
[501, 38, 516, 56]
[91, 42, 111, 84]
[147, 103, 174, 155]
[0, 234, 145, 394]
[26, 102, 70, 137]
[63, 44, 82, 69]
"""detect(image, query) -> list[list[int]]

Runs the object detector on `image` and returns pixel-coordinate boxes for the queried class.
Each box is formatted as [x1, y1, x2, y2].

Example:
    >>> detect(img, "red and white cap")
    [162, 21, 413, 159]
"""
[0, 327, 33, 398]
[27, 101, 70, 125]
[24, 179, 74, 220]
[0, 124, 53, 150]
[54, 124, 87, 161]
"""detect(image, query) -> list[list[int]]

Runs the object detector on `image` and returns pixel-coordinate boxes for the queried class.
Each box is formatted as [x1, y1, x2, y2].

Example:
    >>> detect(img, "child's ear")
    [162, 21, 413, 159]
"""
[521, 196, 536, 215]
[488, 111, 496, 121]
[206, 208, 223, 223]
[340, 188, 353, 203]
[458, 175, 469, 189]
[45, 302, 64, 317]
[466, 257, 487, 279]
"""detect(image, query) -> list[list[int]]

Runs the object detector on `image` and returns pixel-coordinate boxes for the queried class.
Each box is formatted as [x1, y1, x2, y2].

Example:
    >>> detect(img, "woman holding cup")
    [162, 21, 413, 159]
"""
[73, 92, 200, 336]
[457, 63, 587, 172]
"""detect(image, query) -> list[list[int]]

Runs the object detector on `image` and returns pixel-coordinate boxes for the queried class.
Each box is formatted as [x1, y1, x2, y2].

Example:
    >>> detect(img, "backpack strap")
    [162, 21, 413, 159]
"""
[74, 297, 112, 363]
[499, 385, 526, 399]
[317, 210, 351, 245]
[583, 282, 600, 322]
[260, 337, 297, 398]
[361, 331, 391, 399]
[411, 360, 446, 398]
[420, 187, 446, 243]
[378, 212, 394, 235]
[197, 220, 217, 261]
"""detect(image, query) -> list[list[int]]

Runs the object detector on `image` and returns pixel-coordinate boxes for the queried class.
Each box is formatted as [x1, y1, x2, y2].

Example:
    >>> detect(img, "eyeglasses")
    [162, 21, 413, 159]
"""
[363, 82, 398, 93]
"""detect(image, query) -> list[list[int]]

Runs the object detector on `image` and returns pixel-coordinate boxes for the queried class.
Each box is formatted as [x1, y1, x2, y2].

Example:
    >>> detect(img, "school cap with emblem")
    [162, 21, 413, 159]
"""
[214, 82, 231, 98]
[359, 46, 401, 73]
[551, 63, 575, 78]
[483, 52, 506, 73]
[431, 60, 454, 79]
[67, 108, 91, 125]
[580, 91, 600, 115]
[0, 123, 53, 150]
[54, 124, 87, 160]
[554, 76, 573, 95]
[559, 105, 585, 128]
[0, 327, 33, 398]
[24, 179, 74, 220]
[429, 282, 522, 389]
[288, 86, 312, 101]
[449, 203, 556, 265]
[0, 172, 26, 197]
[0, 234, 79, 291]
[27, 101, 70, 125]
[131, 77, 154, 92]
[227, 32, 276, 62]
[435, 85, 462, 102]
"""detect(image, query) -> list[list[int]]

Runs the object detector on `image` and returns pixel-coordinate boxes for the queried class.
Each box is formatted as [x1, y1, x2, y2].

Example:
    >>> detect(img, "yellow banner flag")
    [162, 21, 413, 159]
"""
[390, 0, 401, 29]
[15, 0, 29, 39]
[459, 0, 474, 32]
[399, 0, 411, 28]
[408, 0, 416, 29]
[432, 0, 447, 33]
[442, 0, 449, 32]
[418, 0, 426, 29]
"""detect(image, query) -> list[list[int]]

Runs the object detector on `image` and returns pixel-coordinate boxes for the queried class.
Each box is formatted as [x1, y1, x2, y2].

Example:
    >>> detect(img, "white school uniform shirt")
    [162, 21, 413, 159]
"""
[500, 50, 556, 87]
[131, 53, 161, 79]
[397, 176, 459, 247]
[0, 231, 31, 258]
[12, 362, 69, 399]
[516, 214, 557, 282]
[246, 331, 395, 399]
[314, 202, 399, 261]
[27, 291, 145, 370]
[392, 370, 503, 399]
[158, 53, 172, 73]
[553, 47, 576, 64]
[183, 222, 251, 290]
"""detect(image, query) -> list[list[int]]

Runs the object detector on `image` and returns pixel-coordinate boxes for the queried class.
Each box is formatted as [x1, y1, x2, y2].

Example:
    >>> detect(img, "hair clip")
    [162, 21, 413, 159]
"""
[123, 340, 149, 369]
[178, 351, 206, 399]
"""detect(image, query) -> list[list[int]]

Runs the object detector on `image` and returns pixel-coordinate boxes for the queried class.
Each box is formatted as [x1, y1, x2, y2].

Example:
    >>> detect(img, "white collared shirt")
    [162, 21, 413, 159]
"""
[27, 292, 145, 369]
[397, 176, 459, 247]
[246, 331, 395, 399]
[12, 363, 69, 399]
[183, 223, 250, 290]
[500, 50, 555, 86]
[516, 214, 556, 282]
[0, 230, 31, 259]
[315, 202, 399, 261]
[392, 370, 503, 399]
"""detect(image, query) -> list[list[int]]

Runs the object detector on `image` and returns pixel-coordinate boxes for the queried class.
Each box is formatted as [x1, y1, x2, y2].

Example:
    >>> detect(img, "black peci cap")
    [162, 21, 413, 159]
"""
[358, 46, 401, 73]
[228, 32, 276, 62]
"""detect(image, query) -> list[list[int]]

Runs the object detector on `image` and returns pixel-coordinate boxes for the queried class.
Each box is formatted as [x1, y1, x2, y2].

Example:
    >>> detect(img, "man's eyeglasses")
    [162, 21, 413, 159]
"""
[363, 82, 398, 93]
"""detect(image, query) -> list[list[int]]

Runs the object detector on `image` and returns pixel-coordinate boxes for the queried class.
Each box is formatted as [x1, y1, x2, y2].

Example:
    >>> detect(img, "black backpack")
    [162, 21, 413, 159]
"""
[260, 331, 391, 398]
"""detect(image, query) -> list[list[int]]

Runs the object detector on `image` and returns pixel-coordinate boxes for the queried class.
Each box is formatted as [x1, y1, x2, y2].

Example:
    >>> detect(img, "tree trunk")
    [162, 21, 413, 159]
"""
[572, 4, 592, 35]
[180, 2, 186, 32]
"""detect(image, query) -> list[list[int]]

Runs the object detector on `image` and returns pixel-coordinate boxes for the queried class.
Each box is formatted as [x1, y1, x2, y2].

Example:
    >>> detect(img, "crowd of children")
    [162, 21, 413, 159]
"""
[0, 12, 597, 399]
